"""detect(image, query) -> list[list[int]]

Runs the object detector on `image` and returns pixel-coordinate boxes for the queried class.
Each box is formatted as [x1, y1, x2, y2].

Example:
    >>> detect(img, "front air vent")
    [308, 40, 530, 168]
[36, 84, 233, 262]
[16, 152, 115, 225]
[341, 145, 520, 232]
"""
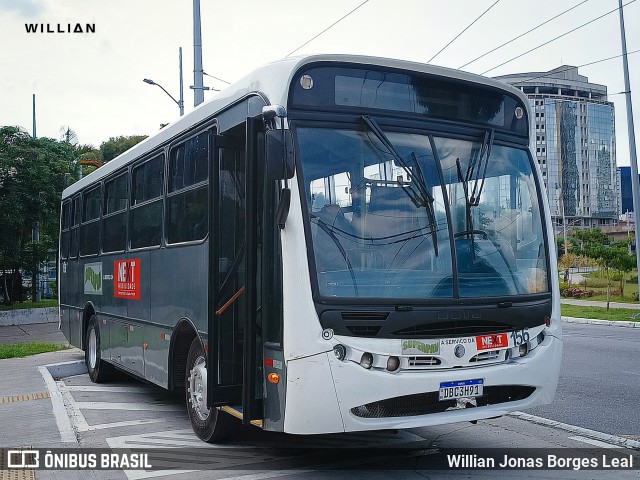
[346, 325, 382, 336]
[341, 311, 389, 321]
[391, 321, 511, 337]
[408, 356, 441, 367]
[350, 386, 536, 418]
[469, 350, 502, 363]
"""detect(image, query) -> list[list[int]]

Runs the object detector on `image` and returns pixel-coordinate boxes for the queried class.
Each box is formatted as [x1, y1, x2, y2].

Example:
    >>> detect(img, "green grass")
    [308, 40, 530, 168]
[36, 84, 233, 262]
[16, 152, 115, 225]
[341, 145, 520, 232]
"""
[0, 299, 58, 311]
[561, 304, 640, 322]
[0, 342, 69, 359]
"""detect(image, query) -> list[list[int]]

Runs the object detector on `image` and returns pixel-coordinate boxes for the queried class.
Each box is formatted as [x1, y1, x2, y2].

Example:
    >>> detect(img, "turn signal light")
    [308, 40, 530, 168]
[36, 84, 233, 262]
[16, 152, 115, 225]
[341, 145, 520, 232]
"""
[518, 343, 529, 357]
[267, 373, 280, 384]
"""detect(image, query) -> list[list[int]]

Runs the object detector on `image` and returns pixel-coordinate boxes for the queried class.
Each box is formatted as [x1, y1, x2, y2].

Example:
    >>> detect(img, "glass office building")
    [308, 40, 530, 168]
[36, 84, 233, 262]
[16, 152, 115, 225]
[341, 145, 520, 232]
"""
[496, 66, 618, 229]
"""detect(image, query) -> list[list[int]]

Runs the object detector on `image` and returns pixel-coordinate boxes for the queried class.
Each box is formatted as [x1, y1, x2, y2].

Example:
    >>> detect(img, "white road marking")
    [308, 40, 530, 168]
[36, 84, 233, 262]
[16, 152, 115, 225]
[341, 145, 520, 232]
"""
[65, 385, 157, 393]
[105, 428, 427, 480]
[37, 366, 78, 444]
[82, 418, 168, 431]
[511, 411, 640, 449]
[569, 435, 618, 448]
[75, 402, 183, 411]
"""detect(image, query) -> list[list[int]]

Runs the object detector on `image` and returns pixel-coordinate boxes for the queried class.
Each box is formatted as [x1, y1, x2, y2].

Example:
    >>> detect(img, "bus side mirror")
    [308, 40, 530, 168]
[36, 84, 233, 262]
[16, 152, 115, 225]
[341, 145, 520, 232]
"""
[265, 129, 295, 180]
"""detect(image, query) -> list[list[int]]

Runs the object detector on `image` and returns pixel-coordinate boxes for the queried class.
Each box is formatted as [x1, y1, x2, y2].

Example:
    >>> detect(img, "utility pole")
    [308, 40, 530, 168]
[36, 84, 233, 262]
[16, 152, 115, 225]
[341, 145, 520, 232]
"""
[179, 47, 184, 116]
[192, 0, 206, 106]
[32, 94, 40, 302]
[618, 0, 640, 301]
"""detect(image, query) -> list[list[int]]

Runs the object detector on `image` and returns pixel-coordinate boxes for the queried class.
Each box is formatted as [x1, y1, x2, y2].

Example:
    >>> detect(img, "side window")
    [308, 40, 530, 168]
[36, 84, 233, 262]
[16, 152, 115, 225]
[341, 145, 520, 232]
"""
[103, 173, 128, 253]
[130, 155, 163, 249]
[69, 196, 81, 258]
[60, 201, 71, 259]
[167, 132, 209, 244]
[80, 186, 101, 256]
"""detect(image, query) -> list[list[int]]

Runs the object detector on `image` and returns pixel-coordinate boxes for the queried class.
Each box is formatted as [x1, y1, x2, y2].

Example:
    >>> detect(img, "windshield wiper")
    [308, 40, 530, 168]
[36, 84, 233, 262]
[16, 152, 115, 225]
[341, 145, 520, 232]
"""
[360, 115, 438, 256]
[455, 128, 495, 259]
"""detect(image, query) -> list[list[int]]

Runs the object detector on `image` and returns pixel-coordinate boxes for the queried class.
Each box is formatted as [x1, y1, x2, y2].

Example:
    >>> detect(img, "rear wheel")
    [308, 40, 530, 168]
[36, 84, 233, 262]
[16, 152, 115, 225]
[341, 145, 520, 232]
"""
[85, 316, 114, 383]
[185, 337, 236, 442]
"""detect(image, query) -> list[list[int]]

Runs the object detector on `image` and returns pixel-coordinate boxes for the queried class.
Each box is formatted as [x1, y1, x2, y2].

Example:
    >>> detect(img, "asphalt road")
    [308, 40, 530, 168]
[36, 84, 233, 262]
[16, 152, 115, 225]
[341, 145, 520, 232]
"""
[527, 322, 640, 438]
[3, 320, 640, 479]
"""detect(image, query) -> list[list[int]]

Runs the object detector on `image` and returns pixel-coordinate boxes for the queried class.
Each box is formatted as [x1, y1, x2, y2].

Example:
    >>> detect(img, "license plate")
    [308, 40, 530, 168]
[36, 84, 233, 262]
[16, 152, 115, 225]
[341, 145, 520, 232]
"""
[439, 379, 483, 401]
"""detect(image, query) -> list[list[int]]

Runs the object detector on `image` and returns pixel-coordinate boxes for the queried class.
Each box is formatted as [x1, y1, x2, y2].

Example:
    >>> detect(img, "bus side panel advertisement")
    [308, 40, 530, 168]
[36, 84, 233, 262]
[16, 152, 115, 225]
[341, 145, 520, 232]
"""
[114, 259, 140, 300]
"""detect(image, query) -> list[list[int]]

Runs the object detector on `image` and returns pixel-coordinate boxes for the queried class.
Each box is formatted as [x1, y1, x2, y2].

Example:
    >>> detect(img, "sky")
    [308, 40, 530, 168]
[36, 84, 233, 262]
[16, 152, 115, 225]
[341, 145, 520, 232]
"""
[0, 0, 639, 166]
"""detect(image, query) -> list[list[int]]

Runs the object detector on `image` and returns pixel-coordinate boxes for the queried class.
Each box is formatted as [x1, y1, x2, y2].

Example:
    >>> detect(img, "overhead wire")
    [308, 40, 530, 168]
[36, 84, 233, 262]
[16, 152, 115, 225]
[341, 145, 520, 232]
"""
[459, 0, 589, 69]
[504, 48, 640, 86]
[202, 71, 230, 84]
[286, 0, 370, 57]
[427, 0, 501, 64]
[481, 0, 637, 75]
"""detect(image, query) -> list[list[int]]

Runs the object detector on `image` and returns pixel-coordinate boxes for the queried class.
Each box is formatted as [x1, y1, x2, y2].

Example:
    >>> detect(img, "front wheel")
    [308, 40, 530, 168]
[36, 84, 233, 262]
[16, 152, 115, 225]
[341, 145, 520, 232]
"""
[185, 337, 236, 442]
[85, 316, 114, 383]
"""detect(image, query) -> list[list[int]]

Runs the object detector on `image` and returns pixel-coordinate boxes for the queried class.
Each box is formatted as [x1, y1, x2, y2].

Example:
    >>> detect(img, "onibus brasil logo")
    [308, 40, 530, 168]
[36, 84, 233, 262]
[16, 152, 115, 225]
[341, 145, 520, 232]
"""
[84, 263, 102, 295]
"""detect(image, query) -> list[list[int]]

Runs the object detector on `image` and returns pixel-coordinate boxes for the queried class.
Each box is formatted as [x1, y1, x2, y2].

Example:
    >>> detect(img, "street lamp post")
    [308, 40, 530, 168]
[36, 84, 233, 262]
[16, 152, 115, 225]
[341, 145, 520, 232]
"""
[143, 78, 184, 116]
[143, 47, 185, 116]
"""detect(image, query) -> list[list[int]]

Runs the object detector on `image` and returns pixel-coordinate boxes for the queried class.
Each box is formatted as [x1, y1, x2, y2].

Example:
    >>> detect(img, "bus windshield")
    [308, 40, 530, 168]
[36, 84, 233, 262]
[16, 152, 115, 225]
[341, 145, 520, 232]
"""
[296, 125, 548, 300]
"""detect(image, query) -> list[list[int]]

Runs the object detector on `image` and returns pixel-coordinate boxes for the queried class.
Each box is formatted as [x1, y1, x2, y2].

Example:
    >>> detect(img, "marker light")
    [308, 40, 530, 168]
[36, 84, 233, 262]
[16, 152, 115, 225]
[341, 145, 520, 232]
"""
[333, 344, 346, 361]
[518, 343, 528, 357]
[386, 356, 400, 372]
[545, 315, 551, 327]
[360, 352, 373, 369]
[267, 373, 280, 384]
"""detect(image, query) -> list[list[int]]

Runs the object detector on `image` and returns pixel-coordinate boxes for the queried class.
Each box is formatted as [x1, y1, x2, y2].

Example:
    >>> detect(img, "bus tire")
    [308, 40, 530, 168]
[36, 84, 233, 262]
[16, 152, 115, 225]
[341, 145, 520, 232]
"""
[186, 337, 235, 442]
[85, 316, 114, 383]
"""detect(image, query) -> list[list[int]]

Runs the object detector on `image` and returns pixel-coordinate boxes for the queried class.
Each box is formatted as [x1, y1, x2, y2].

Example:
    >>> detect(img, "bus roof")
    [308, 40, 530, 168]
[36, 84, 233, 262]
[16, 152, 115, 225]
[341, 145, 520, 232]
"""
[62, 54, 528, 199]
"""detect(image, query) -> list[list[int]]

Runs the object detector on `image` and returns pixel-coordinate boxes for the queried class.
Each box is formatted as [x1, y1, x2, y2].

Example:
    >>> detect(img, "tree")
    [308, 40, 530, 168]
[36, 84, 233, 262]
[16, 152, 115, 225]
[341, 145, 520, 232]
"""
[573, 228, 635, 309]
[0, 126, 79, 304]
[100, 135, 147, 162]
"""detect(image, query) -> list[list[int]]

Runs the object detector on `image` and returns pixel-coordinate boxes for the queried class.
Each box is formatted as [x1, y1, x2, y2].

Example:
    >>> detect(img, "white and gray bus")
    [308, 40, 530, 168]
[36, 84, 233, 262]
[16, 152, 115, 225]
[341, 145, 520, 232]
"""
[59, 54, 562, 442]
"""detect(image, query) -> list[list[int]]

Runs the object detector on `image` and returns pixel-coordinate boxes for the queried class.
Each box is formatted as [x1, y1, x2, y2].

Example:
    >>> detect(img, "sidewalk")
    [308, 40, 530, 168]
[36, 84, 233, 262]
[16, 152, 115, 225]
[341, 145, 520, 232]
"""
[561, 298, 640, 310]
[0, 322, 69, 345]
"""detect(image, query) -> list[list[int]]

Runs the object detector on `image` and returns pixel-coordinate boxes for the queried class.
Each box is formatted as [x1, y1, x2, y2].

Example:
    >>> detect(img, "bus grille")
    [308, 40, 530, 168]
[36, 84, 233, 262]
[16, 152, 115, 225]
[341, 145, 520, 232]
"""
[407, 356, 441, 367]
[469, 350, 503, 363]
[350, 386, 535, 418]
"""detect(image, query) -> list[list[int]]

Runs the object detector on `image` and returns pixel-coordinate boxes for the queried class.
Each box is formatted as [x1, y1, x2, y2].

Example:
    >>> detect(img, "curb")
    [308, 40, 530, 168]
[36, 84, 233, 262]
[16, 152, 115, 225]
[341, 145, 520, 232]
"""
[0, 307, 58, 326]
[38, 359, 86, 444]
[562, 316, 640, 328]
[511, 411, 640, 449]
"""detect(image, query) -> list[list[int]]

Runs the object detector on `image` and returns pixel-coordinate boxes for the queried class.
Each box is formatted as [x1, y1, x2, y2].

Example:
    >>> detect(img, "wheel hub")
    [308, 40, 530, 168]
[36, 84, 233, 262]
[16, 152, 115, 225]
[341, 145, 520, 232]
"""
[88, 329, 97, 369]
[188, 356, 210, 421]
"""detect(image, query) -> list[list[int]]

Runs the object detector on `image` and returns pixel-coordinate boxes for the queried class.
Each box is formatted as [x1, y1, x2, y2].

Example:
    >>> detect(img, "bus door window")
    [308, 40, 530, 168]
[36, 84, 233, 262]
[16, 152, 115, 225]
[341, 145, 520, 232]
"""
[215, 140, 246, 386]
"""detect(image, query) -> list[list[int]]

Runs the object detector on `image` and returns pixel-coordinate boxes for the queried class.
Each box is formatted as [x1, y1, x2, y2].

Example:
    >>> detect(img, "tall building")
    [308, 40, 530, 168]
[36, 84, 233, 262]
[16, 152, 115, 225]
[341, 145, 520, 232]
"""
[496, 66, 618, 229]
[617, 166, 639, 215]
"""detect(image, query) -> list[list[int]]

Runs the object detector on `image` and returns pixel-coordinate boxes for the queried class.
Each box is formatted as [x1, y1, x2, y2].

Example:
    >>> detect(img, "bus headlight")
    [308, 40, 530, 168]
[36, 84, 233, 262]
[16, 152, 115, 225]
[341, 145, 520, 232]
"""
[333, 344, 346, 361]
[360, 352, 373, 369]
[386, 356, 400, 372]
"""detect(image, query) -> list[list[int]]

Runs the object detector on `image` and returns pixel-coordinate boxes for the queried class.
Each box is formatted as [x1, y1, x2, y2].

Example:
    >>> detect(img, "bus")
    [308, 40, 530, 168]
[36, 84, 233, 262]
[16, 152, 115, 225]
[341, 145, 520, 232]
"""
[59, 54, 562, 442]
